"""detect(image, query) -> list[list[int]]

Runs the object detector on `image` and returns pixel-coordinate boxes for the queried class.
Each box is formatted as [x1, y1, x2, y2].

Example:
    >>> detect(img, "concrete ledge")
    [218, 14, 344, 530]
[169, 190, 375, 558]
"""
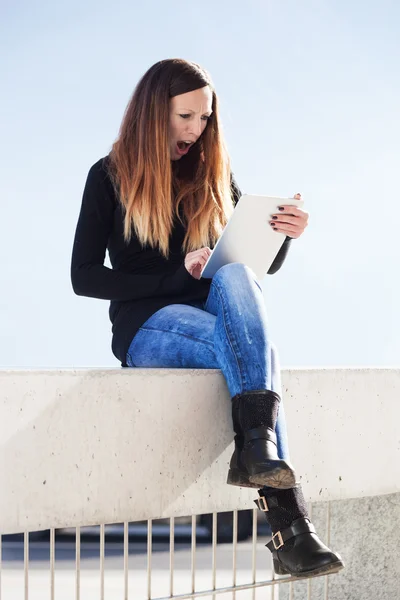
[1, 368, 399, 534]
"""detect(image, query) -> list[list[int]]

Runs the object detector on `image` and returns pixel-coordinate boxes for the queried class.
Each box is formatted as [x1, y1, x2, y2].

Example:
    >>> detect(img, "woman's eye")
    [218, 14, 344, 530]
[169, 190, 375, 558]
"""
[179, 114, 211, 120]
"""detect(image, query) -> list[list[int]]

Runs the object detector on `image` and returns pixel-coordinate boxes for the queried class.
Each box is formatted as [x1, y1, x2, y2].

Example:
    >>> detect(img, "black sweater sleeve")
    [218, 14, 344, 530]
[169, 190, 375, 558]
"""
[230, 173, 292, 275]
[71, 163, 195, 301]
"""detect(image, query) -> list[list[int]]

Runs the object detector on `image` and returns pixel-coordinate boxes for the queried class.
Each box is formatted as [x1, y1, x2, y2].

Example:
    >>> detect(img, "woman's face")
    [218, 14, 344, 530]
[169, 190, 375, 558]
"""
[169, 86, 213, 160]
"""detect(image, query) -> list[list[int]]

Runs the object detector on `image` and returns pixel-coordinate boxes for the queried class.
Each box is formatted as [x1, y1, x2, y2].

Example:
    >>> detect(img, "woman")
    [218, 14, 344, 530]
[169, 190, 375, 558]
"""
[71, 58, 343, 578]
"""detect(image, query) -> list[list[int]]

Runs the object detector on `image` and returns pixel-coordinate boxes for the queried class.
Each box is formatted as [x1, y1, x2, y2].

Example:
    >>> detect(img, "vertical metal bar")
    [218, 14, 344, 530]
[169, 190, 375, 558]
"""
[232, 510, 238, 598]
[124, 521, 129, 600]
[191, 515, 196, 594]
[251, 508, 257, 600]
[212, 512, 217, 597]
[169, 517, 175, 597]
[24, 531, 29, 600]
[289, 581, 294, 600]
[75, 526, 80, 600]
[100, 524, 105, 600]
[325, 502, 331, 600]
[50, 528, 55, 600]
[147, 519, 152, 600]
[271, 519, 276, 600]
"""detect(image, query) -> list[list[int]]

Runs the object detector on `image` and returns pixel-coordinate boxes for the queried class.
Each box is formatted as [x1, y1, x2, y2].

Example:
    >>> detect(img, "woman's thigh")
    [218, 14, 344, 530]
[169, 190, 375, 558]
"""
[126, 304, 220, 369]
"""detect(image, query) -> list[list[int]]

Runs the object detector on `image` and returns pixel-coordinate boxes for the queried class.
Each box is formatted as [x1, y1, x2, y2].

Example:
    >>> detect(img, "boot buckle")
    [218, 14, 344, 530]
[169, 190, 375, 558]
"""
[272, 530, 284, 550]
[255, 497, 269, 512]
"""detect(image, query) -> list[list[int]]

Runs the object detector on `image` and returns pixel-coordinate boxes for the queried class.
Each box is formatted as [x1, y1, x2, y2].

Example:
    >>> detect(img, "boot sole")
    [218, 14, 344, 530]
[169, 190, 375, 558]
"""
[226, 468, 260, 489]
[274, 558, 345, 578]
[248, 467, 297, 490]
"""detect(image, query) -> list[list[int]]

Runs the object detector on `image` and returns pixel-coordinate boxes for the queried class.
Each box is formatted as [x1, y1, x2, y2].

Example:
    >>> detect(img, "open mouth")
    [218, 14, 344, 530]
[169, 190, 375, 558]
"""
[177, 141, 193, 151]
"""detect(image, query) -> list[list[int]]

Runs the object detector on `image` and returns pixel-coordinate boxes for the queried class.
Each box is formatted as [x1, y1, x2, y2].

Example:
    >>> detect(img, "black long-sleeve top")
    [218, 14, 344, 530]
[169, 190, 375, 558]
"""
[71, 157, 292, 366]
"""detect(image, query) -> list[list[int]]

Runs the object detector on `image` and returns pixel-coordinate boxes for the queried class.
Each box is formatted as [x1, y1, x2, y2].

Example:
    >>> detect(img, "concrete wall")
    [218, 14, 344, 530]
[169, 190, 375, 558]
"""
[1, 368, 399, 535]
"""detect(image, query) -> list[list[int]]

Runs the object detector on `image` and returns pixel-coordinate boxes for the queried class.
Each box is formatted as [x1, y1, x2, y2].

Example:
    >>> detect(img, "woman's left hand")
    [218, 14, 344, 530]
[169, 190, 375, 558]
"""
[270, 193, 309, 239]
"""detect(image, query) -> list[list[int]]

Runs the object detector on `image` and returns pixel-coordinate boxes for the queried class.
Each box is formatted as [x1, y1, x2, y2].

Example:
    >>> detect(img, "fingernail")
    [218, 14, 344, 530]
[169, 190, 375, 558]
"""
[278, 207, 284, 211]
[272, 216, 278, 220]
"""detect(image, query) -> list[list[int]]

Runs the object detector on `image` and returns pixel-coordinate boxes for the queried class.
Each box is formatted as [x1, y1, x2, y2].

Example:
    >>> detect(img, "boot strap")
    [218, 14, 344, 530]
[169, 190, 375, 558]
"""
[266, 518, 315, 551]
[253, 493, 280, 512]
[244, 426, 277, 444]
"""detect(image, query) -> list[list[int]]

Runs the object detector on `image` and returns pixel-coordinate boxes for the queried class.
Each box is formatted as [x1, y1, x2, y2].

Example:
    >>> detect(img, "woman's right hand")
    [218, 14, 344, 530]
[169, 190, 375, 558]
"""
[184, 247, 212, 280]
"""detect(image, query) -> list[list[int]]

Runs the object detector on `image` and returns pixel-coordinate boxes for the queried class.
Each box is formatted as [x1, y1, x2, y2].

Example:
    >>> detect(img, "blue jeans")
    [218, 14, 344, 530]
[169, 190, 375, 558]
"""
[126, 263, 290, 461]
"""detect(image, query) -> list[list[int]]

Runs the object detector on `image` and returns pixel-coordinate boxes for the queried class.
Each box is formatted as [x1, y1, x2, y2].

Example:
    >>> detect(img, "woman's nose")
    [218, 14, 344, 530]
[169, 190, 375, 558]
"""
[188, 118, 202, 138]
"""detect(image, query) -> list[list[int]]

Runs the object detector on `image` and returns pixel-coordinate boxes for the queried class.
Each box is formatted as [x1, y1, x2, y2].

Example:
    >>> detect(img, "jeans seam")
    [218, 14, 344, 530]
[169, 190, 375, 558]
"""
[209, 279, 247, 391]
[126, 353, 136, 367]
[138, 326, 215, 349]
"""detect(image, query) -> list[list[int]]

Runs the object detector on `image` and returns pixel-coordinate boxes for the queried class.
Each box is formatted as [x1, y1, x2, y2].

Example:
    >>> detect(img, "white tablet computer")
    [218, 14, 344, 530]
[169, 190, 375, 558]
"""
[200, 194, 304, 280]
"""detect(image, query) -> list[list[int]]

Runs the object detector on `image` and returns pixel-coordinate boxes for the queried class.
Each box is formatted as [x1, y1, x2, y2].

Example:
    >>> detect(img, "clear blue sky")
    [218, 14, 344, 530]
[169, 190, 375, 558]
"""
[1, 0, 399, 367]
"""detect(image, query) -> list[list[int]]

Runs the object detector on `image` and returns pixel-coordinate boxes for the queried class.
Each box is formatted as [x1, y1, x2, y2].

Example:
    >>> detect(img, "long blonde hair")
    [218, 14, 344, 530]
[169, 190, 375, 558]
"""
[107, 58, 234, 258]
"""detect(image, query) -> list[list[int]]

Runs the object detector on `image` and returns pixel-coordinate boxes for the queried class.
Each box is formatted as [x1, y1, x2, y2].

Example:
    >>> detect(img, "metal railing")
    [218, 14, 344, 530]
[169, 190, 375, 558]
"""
[0, 505, 337, 600]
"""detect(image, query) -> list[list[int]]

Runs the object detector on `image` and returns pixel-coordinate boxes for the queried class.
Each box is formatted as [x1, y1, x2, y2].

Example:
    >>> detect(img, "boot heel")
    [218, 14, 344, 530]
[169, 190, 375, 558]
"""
[227, 468, 256, 488]
[273, 558, 288, 575]
[248, 461, 296, 490]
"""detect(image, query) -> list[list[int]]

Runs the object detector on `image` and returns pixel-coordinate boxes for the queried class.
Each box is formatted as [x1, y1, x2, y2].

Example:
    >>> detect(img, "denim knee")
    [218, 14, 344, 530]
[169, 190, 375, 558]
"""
[213, 263, 261, 291]
[214, 262, 252, 280]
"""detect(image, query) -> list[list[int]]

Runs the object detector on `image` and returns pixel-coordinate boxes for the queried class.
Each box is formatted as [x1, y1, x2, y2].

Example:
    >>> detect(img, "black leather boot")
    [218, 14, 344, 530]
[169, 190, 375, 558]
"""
[227, 390, 296, 489]
[227, 434, 260, 488]
[254, 486, 344, 578]
[227, 394, 260, 488]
